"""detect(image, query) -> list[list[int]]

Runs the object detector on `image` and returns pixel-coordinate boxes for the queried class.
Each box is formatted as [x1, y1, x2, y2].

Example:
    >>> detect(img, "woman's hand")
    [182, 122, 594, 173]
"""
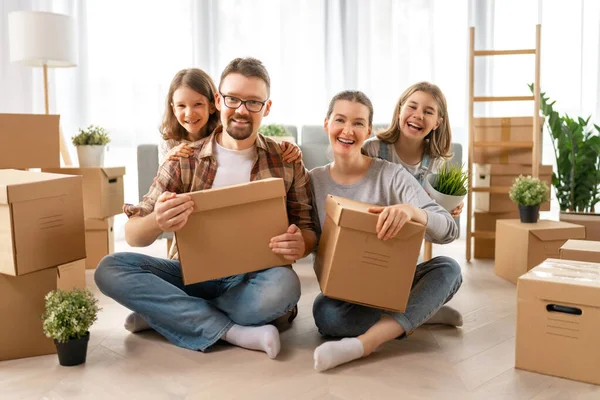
[279, 141, 302, 163]
[450, 202, 464, 218]
[367, 204, 421, 241]
[167, 143, 194, 161]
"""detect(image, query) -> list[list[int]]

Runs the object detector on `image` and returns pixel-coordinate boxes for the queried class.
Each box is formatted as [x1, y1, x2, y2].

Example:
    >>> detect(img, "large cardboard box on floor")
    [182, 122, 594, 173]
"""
[559, 212, 600, 241]
[0, 113, 60, 169]
[315, 195, 426, 312]
[559, 240, 600, 263]
[495, 220, 586, 284]
[473, 116, 543, 164]
[0, 259, 86, 361]
[42, 167, 125, 219]
[474, 210, 519, 259]
[84, 217, 114, 269]
[0, 170, 86, 276]
[175, 178, 289, 284]
[516, 258, 600, 385]
[475, 164, 552, 212]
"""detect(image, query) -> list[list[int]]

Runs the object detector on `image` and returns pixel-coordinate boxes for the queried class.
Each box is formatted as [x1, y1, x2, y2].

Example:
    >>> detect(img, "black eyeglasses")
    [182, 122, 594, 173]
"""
[219, 92, 268, 113]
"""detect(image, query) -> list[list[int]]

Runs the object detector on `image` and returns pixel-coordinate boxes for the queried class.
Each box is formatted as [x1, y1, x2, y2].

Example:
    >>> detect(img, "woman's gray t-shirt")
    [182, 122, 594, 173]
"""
[309, 158, 458, 244]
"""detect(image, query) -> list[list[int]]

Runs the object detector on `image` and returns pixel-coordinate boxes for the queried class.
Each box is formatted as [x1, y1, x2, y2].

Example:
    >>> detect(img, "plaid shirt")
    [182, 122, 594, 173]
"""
[125, 127, 315, 259]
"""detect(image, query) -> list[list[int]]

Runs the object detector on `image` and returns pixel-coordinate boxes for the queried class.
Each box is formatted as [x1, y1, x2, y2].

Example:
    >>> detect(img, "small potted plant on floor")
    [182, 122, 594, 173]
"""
[423, 163, 468, 212]
[42, 288, 100, 366]
[258, 124, 296, 144]
[72, 125, 111, 167]
[509, 175, 549, 223]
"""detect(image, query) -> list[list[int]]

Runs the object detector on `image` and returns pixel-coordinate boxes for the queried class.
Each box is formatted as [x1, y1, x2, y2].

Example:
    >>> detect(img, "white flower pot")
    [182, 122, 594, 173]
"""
[77, 145, 106, 167]
[423, 174, 466, 212]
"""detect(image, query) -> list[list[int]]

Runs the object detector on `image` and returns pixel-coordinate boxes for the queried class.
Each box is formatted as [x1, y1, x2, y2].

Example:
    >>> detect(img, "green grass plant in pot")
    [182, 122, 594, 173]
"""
[509, 175, 549, 223]
[72, 125, 111, 167]
[41, 288, 100, 366]
[423, 163, 468, 212]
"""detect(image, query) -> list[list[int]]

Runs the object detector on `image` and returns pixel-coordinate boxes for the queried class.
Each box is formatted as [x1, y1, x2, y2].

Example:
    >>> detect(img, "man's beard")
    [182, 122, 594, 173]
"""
[225, 114, 254, 141]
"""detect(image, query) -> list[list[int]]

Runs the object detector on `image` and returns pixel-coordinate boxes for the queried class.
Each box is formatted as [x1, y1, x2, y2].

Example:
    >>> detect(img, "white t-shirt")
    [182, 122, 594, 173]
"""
[211, 142, 257, 188]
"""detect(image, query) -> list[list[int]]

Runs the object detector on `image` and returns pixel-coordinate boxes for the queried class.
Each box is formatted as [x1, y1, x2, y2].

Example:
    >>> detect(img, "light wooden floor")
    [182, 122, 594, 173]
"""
[2, 236, 599, 400]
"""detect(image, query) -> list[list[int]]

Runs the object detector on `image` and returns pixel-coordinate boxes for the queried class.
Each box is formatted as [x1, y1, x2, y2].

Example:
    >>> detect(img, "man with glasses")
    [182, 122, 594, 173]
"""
[95, 58, 316, 359]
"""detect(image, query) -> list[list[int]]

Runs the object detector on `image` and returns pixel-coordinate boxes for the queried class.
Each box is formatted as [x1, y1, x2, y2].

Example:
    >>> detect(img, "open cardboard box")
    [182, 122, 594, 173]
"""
[315, 195, 426, 312]
[495, 219, 586, 284]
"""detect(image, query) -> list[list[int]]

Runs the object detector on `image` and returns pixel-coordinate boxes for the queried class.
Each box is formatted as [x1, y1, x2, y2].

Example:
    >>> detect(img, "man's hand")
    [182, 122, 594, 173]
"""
[155, 191, 195, 232]
[367, 204, 418, 241]
[269, 224, 306, 261]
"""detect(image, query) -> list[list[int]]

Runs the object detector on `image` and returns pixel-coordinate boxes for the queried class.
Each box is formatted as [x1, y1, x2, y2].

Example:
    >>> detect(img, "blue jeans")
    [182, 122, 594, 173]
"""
[94, 252, 301, 351]
[313, 256, 462, 337]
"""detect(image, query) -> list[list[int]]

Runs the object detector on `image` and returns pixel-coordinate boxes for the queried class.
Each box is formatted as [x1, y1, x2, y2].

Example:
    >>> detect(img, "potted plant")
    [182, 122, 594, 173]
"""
[257, 124, 296, 144]
[509, 175, 549, 223]
[41, 288, 100, 366]
[423, 163, 468, 212]
[72, 125, 111, 167]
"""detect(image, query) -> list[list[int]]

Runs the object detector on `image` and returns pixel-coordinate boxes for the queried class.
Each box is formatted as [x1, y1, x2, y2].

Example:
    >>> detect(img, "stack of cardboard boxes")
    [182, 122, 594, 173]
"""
[0, 114, 88, 361]
[0, 113, 125, 361]
[472, 116, 552, 258]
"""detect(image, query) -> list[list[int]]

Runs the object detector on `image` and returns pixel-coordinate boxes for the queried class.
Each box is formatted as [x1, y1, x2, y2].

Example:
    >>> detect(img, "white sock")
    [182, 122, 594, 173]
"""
[424, 305, 463, 327]
[222, 324, 281, 359]
[124, 312, 152, 333]
[313, 338, 364, 372]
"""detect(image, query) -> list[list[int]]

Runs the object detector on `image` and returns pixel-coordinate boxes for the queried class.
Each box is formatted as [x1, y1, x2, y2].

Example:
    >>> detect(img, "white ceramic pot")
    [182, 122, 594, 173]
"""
[77, 145, 106, 167]
[423, 174, 466, 212]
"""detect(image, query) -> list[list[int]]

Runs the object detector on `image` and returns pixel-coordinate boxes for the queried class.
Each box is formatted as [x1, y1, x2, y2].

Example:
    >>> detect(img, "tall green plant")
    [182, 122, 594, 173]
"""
[434, 163, 468, 196]
[530, 84, 600, 212]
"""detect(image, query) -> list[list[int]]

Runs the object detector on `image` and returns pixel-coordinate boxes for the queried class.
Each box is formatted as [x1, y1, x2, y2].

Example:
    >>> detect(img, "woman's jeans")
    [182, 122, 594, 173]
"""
[313, 256, 462, 337]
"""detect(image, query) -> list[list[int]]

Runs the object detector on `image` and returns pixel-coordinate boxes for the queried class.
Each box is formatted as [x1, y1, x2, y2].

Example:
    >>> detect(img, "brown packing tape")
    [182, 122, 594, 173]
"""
[500, 118, 510, 164]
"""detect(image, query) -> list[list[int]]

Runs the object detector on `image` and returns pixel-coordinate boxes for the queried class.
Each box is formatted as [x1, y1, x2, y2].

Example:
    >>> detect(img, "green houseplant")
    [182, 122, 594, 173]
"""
[509, 175, 549, 223]
[530, 84, 600, 212]
[423, 163, 468, 212]
[71, 125, 111, 167]
[257, 124, 295, 144]
[42, 288, 100, 366]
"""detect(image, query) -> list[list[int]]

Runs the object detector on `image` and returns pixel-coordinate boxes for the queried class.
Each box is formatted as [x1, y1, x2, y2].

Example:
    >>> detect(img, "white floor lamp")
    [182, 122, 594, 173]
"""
[8, 10, 78, 166]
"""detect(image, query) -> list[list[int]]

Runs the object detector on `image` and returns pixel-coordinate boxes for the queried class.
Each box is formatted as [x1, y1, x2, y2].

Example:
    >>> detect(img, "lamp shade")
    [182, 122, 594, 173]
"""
[8, 11, 78, 68]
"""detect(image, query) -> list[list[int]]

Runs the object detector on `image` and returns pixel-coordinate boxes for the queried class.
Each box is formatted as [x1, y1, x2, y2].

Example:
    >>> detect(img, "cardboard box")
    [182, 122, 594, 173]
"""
[473, 116, 543, 164]
[559, 212, 600, 241]
[84, 218, 114, 270]
[0, 113, 60, 169]
[473, 211, 519, 259]
[0, 259, 86, 361]
[516, 258, 600, 385]
[315, 195, 426, 312]
[475, 164, 552, 212]
[42, 167, 125, 219]
[175, 178, 289, 284]
[0, 170, 86, 276]
[495, 219, 586, 284]
[559, 240, 600, 263]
